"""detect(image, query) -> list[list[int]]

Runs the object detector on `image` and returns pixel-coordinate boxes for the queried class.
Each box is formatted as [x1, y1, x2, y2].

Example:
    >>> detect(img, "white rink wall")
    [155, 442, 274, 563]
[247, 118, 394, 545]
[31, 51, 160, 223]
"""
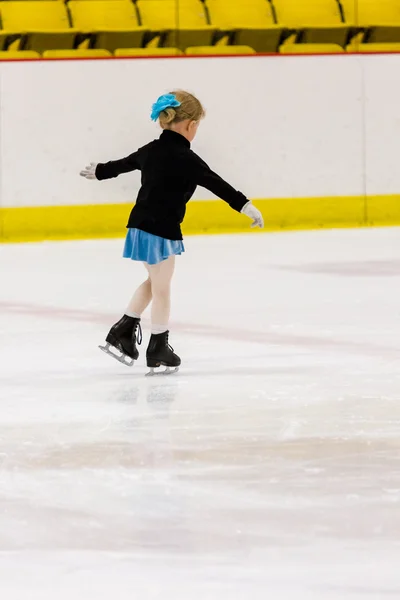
[1, 54, 400, 209]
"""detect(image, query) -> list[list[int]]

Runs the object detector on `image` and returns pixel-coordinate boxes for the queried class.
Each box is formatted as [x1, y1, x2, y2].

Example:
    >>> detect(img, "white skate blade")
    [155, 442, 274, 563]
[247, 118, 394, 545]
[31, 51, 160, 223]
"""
[146, 366, 179, 377]
[99, 343, 135, 367]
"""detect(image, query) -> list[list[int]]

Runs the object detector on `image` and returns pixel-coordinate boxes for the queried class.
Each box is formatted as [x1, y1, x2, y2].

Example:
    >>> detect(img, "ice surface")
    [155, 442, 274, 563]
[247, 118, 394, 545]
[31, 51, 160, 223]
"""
[1, 228, 400, 599]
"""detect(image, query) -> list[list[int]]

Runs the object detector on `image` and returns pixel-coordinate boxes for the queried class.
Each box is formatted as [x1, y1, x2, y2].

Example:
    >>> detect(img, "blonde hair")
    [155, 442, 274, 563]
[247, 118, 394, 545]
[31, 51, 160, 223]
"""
[159, 90, 205, 128]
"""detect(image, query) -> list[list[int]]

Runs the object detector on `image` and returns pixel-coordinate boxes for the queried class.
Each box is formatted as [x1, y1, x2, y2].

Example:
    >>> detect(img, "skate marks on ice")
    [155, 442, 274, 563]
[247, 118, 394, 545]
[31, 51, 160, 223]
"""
[0, 378, 179, 462]
[0, 379, 180, 551]
[2, 427, 400, 473]
[2, 394, 400, 556]
[274, 258, 400, 277]
[0, 360, 374, 386]
[315, 583, 400, 597]
[0, 554, 400, 600]
[0, 300, 399, 361]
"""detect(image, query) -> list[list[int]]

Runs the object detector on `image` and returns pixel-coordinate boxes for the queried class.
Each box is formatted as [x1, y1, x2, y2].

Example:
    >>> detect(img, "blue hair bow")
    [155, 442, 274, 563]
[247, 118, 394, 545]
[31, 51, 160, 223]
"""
[150, 93, 181, 122]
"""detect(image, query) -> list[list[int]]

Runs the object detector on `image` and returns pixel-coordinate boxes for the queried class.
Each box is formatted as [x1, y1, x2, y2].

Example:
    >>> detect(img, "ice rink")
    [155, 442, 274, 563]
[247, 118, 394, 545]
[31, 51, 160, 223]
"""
[1, 227, 400, 599]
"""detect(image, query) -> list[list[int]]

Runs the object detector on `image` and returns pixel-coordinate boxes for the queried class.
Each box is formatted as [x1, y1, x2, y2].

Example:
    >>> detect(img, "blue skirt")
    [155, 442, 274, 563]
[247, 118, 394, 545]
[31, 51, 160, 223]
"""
[123, 228, 185, 265]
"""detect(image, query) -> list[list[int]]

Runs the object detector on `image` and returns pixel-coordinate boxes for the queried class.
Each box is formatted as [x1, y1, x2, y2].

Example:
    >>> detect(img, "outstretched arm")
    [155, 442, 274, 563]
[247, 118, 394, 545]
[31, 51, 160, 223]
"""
[194, 157, 247, 212]
[193, 155, 264, 228]
[80, 151, 140, 181]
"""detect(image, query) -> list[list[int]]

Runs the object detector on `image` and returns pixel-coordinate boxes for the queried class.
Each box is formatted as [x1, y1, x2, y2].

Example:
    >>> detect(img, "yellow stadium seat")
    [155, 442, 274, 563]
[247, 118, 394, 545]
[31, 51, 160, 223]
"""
[280, 43, 344, 54]
[341, 0, 400, 43]
[114, 47, 183, 56]
[43, 49, 112, 58]
[273, 0, 349, 47]
[205, 0, 283, 53]
[0, 51, 40, 59]
[69, 1, 146, 51]
[0, 2, 77, 52]
[349, 43, 400, 53]
[185, 45, 256, 55]
[136, 0, 214, 50]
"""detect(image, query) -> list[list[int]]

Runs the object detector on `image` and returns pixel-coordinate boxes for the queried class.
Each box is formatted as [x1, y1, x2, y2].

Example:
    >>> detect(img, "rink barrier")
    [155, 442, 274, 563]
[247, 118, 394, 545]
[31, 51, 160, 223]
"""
[1, 195, 400, 242]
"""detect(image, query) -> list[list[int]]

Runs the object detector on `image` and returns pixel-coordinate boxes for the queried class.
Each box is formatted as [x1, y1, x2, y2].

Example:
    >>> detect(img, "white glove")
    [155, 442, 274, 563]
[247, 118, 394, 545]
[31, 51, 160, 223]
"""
[241, 201, 264, 228]
[80, 162, 98, 180]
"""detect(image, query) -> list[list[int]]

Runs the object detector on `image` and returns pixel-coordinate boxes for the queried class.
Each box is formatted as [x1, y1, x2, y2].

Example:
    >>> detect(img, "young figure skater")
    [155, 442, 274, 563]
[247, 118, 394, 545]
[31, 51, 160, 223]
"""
[80, 90, 264, 374]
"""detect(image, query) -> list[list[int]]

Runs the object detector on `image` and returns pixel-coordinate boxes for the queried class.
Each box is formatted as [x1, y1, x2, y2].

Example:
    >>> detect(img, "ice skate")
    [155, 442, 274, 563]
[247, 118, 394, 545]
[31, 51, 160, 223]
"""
[146, 331, 180, 376]
[99, 315, 142, 367]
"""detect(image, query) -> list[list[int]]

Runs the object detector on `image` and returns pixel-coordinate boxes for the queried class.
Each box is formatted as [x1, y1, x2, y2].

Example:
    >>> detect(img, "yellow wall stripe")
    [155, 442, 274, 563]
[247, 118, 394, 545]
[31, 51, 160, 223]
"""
[1, 196, 399, 243]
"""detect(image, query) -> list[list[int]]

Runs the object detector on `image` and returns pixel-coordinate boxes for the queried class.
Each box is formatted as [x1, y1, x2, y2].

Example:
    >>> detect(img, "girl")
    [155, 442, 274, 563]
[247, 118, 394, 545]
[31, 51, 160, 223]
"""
[80, 90, 264, 374]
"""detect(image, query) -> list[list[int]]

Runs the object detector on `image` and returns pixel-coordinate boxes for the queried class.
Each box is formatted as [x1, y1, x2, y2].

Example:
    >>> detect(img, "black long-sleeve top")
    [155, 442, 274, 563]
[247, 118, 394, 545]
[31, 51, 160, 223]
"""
[95, 129, 249, 240]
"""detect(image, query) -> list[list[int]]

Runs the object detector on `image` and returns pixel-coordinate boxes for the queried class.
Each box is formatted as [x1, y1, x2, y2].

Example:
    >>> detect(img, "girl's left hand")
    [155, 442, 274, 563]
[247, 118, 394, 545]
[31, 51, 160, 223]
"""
[241, 202, 264, 228]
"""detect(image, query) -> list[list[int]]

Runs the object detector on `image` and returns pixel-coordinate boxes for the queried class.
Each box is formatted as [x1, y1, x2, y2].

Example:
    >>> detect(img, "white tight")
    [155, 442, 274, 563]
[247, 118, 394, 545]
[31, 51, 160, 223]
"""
[126, 256, 176, 328]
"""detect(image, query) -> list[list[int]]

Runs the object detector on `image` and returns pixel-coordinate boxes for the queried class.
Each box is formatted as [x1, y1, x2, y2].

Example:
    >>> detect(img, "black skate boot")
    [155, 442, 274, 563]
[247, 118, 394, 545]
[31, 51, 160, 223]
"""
[99, 315, 142, 367]
[146, 330, 180, 375]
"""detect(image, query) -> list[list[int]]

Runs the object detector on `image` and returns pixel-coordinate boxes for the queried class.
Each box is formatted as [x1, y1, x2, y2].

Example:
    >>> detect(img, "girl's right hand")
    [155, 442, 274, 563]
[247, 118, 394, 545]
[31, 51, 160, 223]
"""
[80, 162, 98, 180]
[241, 202, 264, 229]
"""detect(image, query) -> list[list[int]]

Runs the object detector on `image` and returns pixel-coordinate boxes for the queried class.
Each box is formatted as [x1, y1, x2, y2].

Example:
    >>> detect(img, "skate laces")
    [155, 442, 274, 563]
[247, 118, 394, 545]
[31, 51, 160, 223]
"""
[136, 322, 143, 346]
[165, 331, 174, 352]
